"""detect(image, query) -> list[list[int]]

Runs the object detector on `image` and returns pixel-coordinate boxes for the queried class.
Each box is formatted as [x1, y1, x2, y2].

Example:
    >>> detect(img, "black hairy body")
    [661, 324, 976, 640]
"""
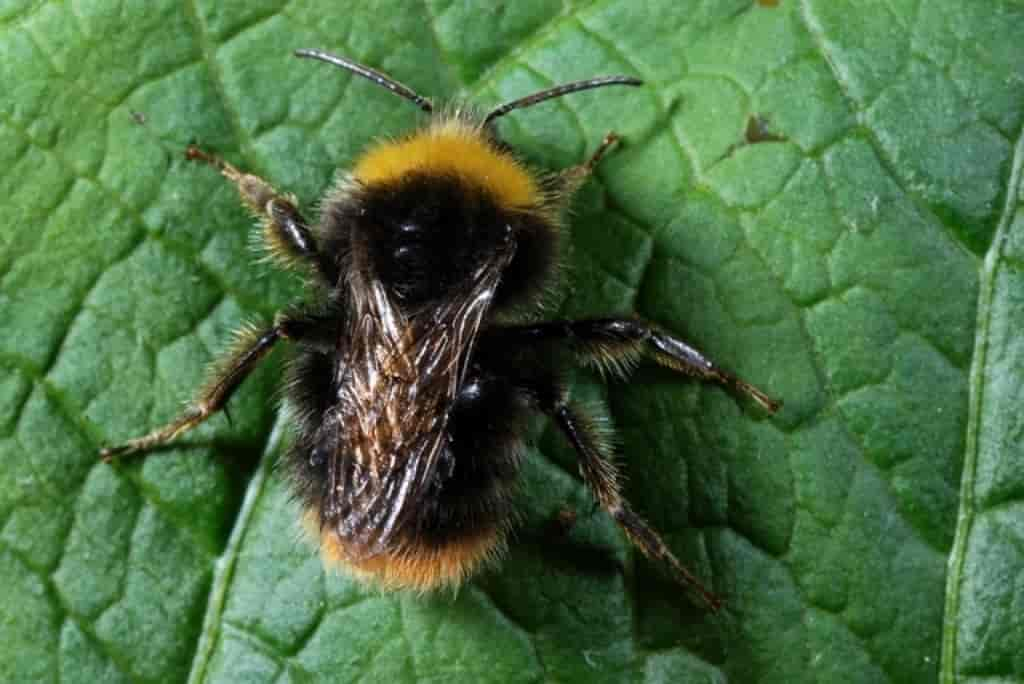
[102, 50, 780, 608]
[287, 167, 545, 558]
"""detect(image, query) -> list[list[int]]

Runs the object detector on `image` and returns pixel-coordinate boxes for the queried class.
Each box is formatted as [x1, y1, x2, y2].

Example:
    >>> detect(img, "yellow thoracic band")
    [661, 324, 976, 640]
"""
[352, 119, 540, 209]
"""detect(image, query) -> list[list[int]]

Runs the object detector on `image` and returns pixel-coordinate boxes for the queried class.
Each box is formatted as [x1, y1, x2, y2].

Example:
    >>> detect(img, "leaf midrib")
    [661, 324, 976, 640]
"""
[186, 415, 285, 683]
[940, 121, 1024, 684]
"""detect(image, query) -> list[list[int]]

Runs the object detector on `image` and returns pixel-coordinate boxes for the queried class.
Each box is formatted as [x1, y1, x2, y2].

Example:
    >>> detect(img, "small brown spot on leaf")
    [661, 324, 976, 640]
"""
[714, 114, 788, 164]
[745, 114, 786, 144]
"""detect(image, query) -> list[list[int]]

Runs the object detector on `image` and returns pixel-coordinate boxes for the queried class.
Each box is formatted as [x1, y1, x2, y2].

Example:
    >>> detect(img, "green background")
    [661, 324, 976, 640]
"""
[1, 1, 1022, 682]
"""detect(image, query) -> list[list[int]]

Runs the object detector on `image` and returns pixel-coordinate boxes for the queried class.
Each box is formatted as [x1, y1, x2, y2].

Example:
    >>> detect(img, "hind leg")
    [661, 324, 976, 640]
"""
[502, 362, 722, 611]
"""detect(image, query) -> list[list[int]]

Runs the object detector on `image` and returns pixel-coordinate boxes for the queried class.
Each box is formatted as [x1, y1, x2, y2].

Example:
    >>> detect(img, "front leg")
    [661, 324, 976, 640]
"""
[541, 132, 622, 213]
[186, 146, 337, 282]
[485, 318, 781, 413]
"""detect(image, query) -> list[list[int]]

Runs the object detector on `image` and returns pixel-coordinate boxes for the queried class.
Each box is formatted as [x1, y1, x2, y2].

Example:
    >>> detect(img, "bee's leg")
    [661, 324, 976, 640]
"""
[99, 312, 320, 461]
[487, 318, 781, 413]
[543, 131, 622, 207]
[569, 131, 621, 179]
[186, 146, 337, 282]
[540, 397, 722, 612]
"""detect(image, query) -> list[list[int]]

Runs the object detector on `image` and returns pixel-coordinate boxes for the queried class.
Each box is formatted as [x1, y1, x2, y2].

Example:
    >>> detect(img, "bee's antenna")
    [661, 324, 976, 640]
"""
[295, 48, 434, 113]
[484, 76, 643, 125]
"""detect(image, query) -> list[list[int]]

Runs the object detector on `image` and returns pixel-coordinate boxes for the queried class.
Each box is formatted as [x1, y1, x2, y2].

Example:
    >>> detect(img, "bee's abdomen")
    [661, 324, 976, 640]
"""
[312, 513, 505, 591]
[296, 365, 529, 590]
[415, 372, 526, 542]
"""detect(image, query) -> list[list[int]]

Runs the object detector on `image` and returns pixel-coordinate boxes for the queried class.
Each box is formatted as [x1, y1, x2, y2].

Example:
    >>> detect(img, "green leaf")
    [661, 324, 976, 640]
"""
[1, 1, 1022, 682]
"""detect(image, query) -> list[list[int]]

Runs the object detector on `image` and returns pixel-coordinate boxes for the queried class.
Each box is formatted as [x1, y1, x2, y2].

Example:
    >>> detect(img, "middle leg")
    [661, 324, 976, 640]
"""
[100, 311, 331, 460]
[484, 317, 781, 413]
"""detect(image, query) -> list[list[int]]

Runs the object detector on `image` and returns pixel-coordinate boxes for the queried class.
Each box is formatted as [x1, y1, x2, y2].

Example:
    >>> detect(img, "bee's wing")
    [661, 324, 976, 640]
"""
[324, 247, 513, 555]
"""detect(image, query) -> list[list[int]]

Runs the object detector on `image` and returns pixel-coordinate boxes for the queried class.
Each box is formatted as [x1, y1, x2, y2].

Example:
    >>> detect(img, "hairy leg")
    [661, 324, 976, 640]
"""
[100, 312, 321, 460]
[545, 397, 722, 611]
[485, 317, 781, 413]
[542, 132, 622, 211]
[186, 145, 337, 281]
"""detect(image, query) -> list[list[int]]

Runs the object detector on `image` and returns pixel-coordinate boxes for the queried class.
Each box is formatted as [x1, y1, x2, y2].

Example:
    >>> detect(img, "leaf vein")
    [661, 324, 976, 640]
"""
[940, 114, 1024, 684]
[186, 413, 284, 683]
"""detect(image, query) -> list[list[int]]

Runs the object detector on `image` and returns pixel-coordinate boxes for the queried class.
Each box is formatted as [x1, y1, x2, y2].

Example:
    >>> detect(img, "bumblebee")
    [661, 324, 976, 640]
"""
[102, 49, 780, 611]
